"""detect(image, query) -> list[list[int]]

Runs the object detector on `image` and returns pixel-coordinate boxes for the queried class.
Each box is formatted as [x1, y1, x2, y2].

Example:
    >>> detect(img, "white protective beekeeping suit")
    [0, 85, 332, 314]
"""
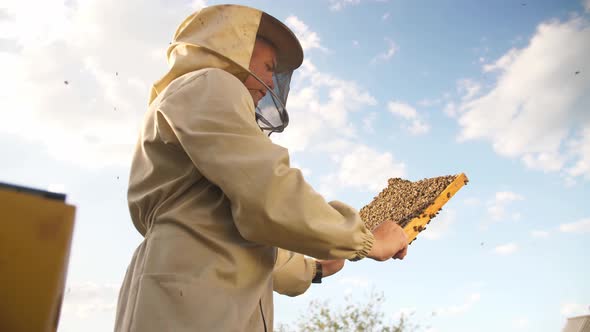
[115, 5, 375, 332]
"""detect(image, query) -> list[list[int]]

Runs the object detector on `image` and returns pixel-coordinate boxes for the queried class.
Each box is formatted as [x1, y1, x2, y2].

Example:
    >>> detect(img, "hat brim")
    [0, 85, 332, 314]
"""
[258, 12, 304, 73]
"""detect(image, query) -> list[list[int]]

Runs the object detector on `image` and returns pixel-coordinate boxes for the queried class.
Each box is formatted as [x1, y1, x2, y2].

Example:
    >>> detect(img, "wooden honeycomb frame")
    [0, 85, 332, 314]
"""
[404, 173, 469, 244]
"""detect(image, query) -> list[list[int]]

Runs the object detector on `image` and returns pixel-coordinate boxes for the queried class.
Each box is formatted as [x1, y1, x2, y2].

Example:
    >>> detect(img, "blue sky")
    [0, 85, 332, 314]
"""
[1, 0, 589, 331]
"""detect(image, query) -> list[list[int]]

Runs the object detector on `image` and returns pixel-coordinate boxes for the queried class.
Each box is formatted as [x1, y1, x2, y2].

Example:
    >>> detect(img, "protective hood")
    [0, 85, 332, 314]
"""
[149, 4, 303, 134]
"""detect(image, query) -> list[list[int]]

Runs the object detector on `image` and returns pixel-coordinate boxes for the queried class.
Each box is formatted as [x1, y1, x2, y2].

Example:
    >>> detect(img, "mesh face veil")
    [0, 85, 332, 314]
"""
[250, 11, 302, 135]
[251, 70, 293, 136]
[155, 6, 303, 135]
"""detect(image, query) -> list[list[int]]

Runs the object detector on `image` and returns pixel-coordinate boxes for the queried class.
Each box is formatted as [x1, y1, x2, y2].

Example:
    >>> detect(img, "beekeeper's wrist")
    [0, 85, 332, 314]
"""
[316, 259, 345, 280]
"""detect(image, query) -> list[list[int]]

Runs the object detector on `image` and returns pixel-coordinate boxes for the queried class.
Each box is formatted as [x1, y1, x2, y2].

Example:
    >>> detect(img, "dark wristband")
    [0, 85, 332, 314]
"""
[312, 261, 323, 284]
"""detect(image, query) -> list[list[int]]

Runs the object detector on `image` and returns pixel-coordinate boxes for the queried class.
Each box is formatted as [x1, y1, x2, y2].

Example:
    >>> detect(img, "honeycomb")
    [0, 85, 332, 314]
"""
[359, 173, 468, 244]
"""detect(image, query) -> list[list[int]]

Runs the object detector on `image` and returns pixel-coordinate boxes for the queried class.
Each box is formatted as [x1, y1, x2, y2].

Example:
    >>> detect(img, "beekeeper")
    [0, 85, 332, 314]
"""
[115, 4, 408, 331]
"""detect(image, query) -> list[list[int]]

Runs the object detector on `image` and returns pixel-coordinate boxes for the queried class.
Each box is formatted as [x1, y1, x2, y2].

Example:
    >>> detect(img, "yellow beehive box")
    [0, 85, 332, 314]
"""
[0, 183, 76, 332]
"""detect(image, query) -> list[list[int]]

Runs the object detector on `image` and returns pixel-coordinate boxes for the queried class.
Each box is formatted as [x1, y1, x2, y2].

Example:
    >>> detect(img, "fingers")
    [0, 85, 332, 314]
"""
[370, 221, 410, 261]
[393, 245, 407, 260]
[392, 225, 408, 260]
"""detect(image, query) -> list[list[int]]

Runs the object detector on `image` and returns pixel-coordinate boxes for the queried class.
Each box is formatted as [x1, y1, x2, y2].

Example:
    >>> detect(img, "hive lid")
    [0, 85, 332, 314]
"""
[0, 182, 66, 202]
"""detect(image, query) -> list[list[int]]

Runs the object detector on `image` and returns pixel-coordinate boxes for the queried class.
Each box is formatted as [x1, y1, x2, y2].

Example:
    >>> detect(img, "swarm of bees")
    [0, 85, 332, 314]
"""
[359, 175, 458, 231]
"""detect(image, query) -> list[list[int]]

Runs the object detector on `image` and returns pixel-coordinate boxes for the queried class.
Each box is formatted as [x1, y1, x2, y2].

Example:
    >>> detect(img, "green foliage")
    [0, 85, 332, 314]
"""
[278, 290, 419, 332]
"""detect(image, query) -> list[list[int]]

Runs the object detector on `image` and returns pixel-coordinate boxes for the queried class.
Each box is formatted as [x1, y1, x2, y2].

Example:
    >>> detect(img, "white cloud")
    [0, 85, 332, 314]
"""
[285, 16, 328, 52]
[387, 101, 431, 135]
[337, 276, 370, 288]
[328, 0, 362, 11]
[495, 191, 525, 202]
[0, 0, 72, 46]
[522, 152, 566, 173]
[0, 0, 189, 169]
[434, 293, 481, 316]
[363, 112, 378, 133]
[487, 191, 524, 221]
[559, 218, 590, 233]
[61, 281, 120, 319]
[352, 40, 360, 47]
[314, 139, 358, 156]
[443, 101, 458, 117]
[457, 78, 481, 101]
[190, 0, 207, 10]
[418, 98, 442, 107]
[513, 317, 530, 329]
[273, 59, 377, 152]
[531, 230, 550, 238]
[371, 37, 397, 63]
[566, 125, 590, 180]
[388, 101, 417, 119]
[584, 0, 590, 12]
[463, 197, 482, 206]
[560, 302, 590, 317]
[482, 48, 520, 73]
[422, 208, 456, 240]
[494, 242, 519, 255]
[319, 144, 406, 193]
[564, 176, 578, 187]
[382, 12, 390, 20]
[455, 17, 590, 179]
[408, 120, 431, 135]
[328, 0, 391, 11]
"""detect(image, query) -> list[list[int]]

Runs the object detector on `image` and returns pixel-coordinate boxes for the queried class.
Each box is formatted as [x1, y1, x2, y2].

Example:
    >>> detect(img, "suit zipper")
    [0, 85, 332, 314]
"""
[259, 299, 268, 332]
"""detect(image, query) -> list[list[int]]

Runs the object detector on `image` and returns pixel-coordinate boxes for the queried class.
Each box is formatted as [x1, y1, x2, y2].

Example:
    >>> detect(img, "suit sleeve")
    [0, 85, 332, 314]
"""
[157, 68, 374, 260]
[272, 249, 315, 297]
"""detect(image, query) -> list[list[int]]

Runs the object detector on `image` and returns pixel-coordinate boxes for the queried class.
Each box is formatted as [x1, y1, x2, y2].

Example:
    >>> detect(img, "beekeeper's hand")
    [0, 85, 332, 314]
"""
[317, 259, 345, 278]
[367, 221, 408, 261]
